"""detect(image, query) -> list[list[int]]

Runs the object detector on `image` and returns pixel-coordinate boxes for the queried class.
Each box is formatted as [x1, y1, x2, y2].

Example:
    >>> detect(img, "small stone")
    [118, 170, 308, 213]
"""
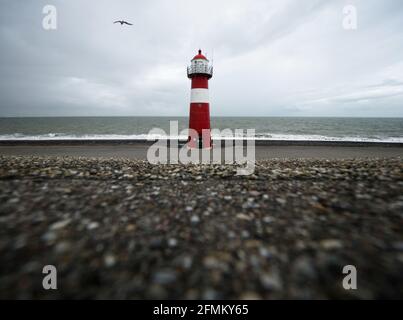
[293, 256, 317, 280]
[87, 222, 100, 230]
[320, 239, 343, 250]
[239, 292, 262, 300]
[245, 240, 261, 248]
[42, 231, 57, 243]
[190, 215, 200, 224]
[150, 237, 163, 249]
[185, 289, 198, 300]
[54, 241, 72, 254]
[181, 256, 193, 269]
[147, 284, 168, 299]
[203, 256, 220, 269]
[249, 191, 260, 196]
[241, 230, 250, 238]
[260, 272, 282, 291]
[49, 219, 71, 231]
[262, 216, 274, 223]
[168, 238, 178, 247]
[202, 289, 218, 300]
[236, 213, 251, 221]
[21, 261, 41, 273]
[392, 242, 403, 251]
[152, 270, 177, 285]
[104, 254, 116, 267]
[259, 247, 272, 258]
[276, 198, 286, 205]
[227, 231, 236, 239]
[8, 198, 19, 204]
[125, 224, 136, 232]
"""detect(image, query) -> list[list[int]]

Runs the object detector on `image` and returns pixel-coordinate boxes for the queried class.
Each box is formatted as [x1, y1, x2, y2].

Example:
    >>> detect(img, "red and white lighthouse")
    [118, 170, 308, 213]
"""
[187, 49, 213, 148]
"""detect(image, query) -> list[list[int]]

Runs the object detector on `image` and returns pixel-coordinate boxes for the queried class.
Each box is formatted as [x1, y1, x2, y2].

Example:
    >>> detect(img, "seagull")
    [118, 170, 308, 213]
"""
[114, 20, 133, 26]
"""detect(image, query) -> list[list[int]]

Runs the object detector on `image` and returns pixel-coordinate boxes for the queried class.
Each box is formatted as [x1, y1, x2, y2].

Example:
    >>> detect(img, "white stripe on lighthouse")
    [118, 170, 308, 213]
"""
[190, 88, 209, 103]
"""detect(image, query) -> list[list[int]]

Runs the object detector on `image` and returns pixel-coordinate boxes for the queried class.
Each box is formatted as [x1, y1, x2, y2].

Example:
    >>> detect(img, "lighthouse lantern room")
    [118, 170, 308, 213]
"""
[187, 49, 213, 148]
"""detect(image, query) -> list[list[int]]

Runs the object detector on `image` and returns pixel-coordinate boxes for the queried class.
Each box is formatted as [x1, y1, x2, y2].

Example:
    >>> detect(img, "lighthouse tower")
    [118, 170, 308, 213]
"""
[187, 49, 213, 148]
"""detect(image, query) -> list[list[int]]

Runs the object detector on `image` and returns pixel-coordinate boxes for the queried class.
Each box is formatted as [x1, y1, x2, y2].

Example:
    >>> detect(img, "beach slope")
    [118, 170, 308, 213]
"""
[0, 155, 402, 299]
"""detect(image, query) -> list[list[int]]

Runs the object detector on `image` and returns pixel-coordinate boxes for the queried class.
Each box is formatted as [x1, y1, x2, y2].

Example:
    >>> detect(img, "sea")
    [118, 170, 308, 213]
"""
[0, 117, 403, 143]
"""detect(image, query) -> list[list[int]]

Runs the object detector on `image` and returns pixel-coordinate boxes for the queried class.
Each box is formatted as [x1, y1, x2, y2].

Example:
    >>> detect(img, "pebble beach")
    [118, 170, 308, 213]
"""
[0, 155, 403, 299]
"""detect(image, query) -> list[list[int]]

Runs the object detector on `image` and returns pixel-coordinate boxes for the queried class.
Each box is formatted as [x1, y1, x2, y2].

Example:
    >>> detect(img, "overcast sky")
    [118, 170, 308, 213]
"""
[0, 0, 403, 117]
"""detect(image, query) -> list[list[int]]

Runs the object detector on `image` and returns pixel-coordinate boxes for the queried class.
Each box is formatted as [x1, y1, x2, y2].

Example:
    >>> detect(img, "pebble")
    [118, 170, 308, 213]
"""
[181, 256, 193, 269]
[125, 224, 136, 232]
[249, 191, 261, 196]
[260, 272, 282, 291]
[54, 241, 72, 254]
[262, 216, 274, 224]
[1, 155, 402, 299]
[168, 238, 178, 247]
[259, 247, 272, 258]
[87, 222, 100, 230]
[320, 239, 343, 250]
[292, 257, 317, 280]
[42, 231, 57, 243]
[239, 292, 262, 300]
[241, 230, 250, 238]
[276, 198, 286, 205]
[236, 213, 251, 221]
[152, 270, 177, 285]
[392, 242, 403, 251]
[104, 254, 117, 267]
[190, 215, 200, 224]
[202, 289, 218, 300]
[49, 219, 71, 231]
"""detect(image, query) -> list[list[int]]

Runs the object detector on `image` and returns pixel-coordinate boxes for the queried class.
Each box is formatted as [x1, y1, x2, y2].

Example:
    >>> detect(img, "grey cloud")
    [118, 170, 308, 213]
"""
[0, 0, 403, 117]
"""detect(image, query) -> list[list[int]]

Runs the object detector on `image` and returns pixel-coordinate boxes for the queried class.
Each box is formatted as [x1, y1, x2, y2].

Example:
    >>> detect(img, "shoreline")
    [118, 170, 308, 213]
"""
[1, 140, 402, 160]
[1, 139, 403, 147]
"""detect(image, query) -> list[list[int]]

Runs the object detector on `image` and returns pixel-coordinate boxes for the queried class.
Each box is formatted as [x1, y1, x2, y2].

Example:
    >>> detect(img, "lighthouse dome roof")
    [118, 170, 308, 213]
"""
[192, 49, 208, 61]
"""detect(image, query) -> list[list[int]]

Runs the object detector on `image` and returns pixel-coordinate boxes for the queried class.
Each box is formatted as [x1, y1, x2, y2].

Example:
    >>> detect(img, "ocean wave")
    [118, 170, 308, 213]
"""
[0, 133, 403, 143]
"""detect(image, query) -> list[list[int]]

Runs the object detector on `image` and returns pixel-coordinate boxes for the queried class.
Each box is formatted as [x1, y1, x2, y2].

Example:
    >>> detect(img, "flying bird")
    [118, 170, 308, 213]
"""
[114, 20, 133, 26]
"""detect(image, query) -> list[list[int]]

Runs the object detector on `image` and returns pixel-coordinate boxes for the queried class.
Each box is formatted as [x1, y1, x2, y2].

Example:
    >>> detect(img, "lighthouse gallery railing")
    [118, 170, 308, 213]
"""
[187, 65, 213, 77]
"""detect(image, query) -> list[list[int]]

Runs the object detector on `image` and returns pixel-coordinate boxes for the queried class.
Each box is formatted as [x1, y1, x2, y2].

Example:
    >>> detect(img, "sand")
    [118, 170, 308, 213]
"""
[0, 140, 402, 159]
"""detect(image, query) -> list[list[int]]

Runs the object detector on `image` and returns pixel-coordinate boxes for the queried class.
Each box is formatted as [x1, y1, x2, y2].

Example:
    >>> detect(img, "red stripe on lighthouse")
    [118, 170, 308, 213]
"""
[189, 103, 211, 134]
[191, 76, 209, 89]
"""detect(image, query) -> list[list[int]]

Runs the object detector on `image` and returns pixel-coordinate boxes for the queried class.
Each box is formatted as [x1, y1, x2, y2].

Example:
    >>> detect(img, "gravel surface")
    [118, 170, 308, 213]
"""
[0, 155, 403, 299]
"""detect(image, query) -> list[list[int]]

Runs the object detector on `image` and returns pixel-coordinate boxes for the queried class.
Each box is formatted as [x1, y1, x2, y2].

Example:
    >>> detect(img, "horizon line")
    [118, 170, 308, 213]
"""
[1, 115, 403, 119]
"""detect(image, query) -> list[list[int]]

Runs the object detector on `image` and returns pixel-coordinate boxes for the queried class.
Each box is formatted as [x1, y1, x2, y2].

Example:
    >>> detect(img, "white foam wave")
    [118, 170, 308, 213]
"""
[0, 133, 402, 143]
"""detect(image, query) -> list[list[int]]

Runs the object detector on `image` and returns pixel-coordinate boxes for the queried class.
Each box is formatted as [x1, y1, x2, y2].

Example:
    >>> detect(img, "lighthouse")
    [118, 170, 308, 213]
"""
[187, 49, 213, 148]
